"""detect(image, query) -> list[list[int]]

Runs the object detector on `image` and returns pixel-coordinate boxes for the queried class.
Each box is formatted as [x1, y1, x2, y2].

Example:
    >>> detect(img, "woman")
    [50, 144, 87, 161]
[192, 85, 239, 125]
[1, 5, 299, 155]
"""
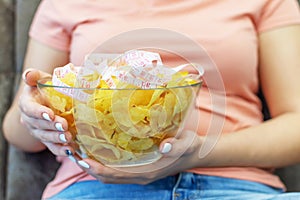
[3, 0, 300, 199]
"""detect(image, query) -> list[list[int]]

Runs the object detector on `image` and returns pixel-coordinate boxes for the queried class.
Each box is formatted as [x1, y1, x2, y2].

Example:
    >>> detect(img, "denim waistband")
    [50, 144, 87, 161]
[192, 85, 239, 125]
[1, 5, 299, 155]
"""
[48, 172, 295, 200]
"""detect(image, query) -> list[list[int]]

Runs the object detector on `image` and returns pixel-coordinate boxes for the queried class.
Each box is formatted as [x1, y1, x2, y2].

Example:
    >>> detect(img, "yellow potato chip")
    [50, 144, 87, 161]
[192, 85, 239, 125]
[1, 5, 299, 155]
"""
[60, 73, 77, 87]
[77, 134, 121, 160]
[147, 90, 165, 107]
[43, 85, 73, 113]
[111, 97, 133, 128]
[73, 104, 103, 127]
[127, 137, 154, 152]
[129, 106, 149, 124]
[172, 87, 191, 115]
[127, 122, 152, 138]
[88, 89, 113, 113]
[41, 62, 201, 165]
[129, 90, 154, 106]
[149, 104, 167, 134]
[163, 91, 177, 127]
[117, 132, 132, 150]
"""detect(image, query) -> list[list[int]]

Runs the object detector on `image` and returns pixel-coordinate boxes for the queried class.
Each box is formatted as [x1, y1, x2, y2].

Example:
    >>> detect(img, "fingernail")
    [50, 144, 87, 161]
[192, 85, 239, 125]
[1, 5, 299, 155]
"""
[68, 155, 77, 163]
[161, 143, 172, 154]
[22, 69, 32, 82]
[42, 113, 51, 121]
[59, 134, 67, 143]
[65, 149, 73, 156]
[78, 160, 90, 169]
[55, 123, 65, 131]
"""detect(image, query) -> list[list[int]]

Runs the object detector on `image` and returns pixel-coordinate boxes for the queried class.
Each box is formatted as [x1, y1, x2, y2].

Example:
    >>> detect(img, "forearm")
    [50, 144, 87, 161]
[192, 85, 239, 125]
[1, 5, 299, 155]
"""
[198, 112, 300, 168]
[3, 103, 46, 152]
[2, 38, 69, 152]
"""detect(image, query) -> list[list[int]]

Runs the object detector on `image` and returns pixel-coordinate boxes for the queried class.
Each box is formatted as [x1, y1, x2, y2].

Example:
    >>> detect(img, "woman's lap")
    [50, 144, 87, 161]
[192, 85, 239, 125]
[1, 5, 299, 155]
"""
[47, 175, 177, 200]
[47, 172, 300, 200]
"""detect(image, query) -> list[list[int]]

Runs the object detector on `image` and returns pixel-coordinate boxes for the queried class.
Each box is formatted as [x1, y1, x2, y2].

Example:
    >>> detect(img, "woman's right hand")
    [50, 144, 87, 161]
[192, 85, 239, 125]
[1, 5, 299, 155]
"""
[18, 69, 74, 157]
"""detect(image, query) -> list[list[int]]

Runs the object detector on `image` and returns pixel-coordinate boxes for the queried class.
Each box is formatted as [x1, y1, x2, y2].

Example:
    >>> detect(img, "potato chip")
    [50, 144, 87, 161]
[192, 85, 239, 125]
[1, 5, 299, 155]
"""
[129, 90, 154, 106]
[172, 87, 191, 115]
[127, 122, 152, 138]
[73, 104, 103, 127]
[128, 137, 154, 152]
[147, 90, 165, 107]
[129, 106, 149, 124]
[163, 91, 177, 127]
[60, 72, 77, 87]
[77, 134, 121, 161]
[116, 132, 132, 150]
[43, 82, 73, 113]
[38, 54, 202, 166]
[88, 89, 113, 113]
[149, 105, 167, 134]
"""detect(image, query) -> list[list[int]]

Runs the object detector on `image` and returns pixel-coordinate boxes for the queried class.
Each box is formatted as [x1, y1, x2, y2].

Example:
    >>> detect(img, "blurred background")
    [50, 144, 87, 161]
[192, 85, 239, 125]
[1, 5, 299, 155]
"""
[0, 0, 300, 200]
[0, 1, 60, 200]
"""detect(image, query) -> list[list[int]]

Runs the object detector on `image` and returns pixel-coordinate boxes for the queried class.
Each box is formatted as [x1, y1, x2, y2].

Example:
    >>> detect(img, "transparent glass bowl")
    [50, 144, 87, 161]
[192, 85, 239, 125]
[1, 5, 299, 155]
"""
[37, 78, 202, 167]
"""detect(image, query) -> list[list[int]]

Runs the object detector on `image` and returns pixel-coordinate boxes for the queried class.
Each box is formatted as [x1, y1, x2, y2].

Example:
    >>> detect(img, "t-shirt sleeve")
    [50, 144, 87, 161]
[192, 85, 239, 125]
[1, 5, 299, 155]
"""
[258, 0, 300, 33]
[29, 0, 71, 51]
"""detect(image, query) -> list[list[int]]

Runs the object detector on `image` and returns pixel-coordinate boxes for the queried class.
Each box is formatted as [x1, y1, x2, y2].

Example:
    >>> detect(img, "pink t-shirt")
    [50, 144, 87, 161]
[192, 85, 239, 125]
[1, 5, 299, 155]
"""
[29, 0, 300, 198]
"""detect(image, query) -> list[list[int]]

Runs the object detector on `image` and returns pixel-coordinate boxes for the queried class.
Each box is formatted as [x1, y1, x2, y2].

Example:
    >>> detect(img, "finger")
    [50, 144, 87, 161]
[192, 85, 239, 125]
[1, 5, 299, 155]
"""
[22, 68, 51, 87]
[23, 123, 72, 144]
[19, 96, 55, 121]
[76, 159, 115, 178]
[76, 159, 145, 184]
[20, 112, 68, 132]
[76, 159, 144, 181]
[159, 130, 198, 157]
[43, 141, 74, 157]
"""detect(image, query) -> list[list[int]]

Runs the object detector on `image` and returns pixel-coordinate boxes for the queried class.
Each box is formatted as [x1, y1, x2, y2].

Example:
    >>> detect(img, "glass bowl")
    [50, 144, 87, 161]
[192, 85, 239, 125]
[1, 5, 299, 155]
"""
[37, 78, 202, 167]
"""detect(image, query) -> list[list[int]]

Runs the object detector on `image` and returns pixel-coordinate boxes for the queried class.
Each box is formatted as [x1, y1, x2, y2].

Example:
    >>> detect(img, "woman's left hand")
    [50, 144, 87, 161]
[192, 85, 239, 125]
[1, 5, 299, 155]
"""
[75, 130, 202, 184]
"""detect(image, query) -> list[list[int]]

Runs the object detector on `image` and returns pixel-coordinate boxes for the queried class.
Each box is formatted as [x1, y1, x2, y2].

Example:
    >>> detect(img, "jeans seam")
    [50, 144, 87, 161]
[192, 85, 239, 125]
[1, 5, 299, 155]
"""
[172, 173, 183, 200]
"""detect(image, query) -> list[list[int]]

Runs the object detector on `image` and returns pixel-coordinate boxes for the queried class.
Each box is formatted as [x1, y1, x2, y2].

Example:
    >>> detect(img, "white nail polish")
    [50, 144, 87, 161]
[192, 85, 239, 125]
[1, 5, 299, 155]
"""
[68, 156, 77, 163]
[161, 143, 172, 154]
[22, 69, 32, 82]
[42, 113, 51, 121]
[55, 123, 65, 131]
[59, 134, 67, 143]
[78, 160, 90, 169]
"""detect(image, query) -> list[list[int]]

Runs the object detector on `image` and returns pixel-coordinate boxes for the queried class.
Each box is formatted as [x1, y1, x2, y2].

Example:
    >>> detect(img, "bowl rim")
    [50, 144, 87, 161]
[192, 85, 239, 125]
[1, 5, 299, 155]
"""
[37, 77, 202, 91]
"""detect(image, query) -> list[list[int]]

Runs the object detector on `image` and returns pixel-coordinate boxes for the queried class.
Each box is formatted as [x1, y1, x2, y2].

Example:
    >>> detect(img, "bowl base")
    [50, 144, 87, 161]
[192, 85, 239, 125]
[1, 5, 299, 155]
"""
[105, 153, 162, 168]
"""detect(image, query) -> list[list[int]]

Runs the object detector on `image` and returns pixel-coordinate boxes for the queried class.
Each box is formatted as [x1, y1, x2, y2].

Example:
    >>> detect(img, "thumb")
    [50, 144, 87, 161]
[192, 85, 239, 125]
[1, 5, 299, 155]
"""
[22, 68, 52, 87]
[159, 130, 198, 157]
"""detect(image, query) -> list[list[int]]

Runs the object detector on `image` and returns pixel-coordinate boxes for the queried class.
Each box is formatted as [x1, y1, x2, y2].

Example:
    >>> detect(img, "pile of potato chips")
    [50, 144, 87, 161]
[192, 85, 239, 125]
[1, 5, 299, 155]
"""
[39, 50, 202, 166]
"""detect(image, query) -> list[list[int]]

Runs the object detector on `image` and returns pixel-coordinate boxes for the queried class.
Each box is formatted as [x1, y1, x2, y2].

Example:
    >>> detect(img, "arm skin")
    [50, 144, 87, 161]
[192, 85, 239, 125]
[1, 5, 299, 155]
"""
[200, 25, 300, 169]
[2, 38, 69, 152]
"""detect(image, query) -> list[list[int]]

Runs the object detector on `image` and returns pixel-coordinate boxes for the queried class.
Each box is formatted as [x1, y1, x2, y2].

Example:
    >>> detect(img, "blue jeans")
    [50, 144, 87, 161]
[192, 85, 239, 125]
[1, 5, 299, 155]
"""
[47, 172, 300, 200]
